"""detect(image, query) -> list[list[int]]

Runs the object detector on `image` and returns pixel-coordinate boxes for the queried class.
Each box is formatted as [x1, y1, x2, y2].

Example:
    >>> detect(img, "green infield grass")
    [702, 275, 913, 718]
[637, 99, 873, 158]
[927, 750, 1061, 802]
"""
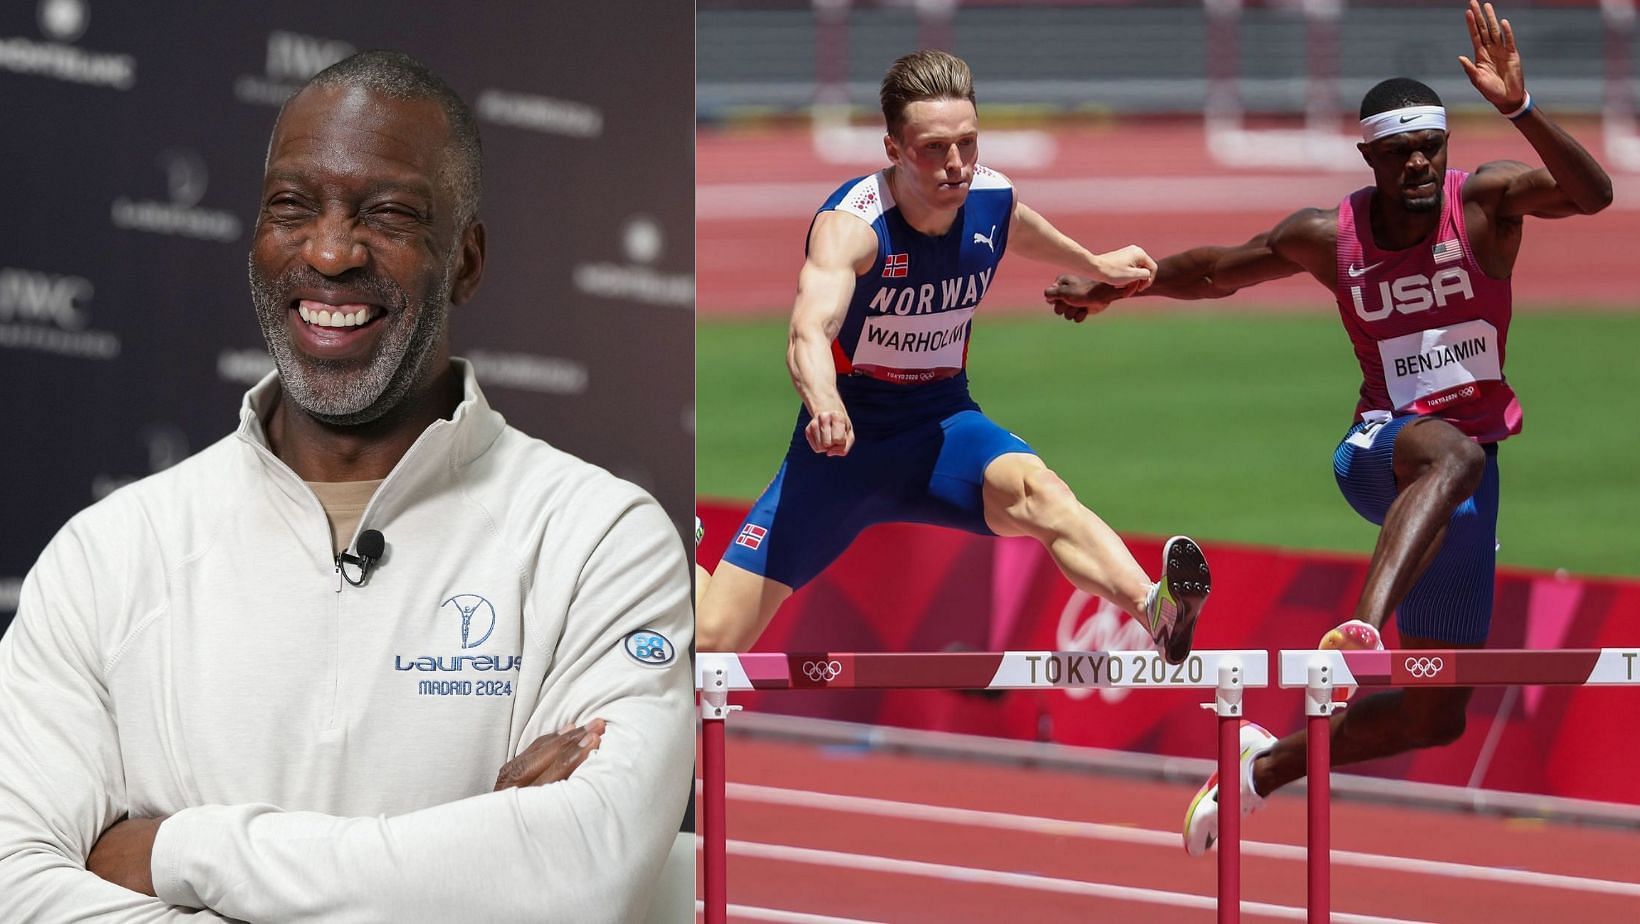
[697, 310, 1640, 578]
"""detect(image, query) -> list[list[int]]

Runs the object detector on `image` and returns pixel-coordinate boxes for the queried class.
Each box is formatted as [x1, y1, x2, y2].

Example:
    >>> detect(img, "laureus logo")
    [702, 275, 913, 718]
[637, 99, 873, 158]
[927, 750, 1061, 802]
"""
[442, 594, 497, 650]
[574, 215, 692, 308]
[110, 149, 242, 242]
[38, 0, 88, 42]
[0, 0, 135, 89]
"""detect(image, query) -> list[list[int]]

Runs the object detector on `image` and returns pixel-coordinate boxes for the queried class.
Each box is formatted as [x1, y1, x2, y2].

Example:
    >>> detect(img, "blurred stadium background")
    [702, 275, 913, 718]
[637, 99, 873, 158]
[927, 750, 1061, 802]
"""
[695, 2, 1640, 921]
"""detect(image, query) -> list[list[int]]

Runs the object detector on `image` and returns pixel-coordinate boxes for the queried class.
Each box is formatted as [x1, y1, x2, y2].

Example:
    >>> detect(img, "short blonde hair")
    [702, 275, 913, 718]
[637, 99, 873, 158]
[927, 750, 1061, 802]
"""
[880, 50, 976, 139]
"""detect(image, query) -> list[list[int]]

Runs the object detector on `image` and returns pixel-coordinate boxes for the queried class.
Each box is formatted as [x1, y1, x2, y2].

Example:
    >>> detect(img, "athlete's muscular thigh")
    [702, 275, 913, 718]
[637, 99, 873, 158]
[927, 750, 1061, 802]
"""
[1392, 416, 1484, 493]
[696, 561, 794, 653]
[982, 453, 1076, 538]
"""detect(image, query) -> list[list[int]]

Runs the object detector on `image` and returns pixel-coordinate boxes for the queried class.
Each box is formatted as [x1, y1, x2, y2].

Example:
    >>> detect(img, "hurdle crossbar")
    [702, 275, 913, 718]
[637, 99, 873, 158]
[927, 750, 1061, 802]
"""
[1278, 647, 1640, 924]
[699, 649, 1268, 924]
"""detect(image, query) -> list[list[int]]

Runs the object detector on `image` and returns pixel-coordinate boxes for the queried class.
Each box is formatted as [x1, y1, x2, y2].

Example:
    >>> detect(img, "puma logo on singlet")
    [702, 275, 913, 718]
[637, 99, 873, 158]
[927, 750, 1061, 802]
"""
[973, 225, 996, 252]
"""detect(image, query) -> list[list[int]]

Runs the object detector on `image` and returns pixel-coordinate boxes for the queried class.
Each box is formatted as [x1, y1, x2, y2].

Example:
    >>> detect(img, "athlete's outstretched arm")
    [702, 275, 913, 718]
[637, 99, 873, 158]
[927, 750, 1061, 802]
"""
[788, 211, 878, 457]
[1457, 1, 1612, 218]
[1008, 200, 1156, 288]
[1043, 208, 1332, 322]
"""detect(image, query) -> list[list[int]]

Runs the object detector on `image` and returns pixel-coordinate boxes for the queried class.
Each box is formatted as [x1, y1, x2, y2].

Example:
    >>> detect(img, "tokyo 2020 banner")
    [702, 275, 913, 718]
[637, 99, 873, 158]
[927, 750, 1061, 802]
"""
[0, 1, 695, 636]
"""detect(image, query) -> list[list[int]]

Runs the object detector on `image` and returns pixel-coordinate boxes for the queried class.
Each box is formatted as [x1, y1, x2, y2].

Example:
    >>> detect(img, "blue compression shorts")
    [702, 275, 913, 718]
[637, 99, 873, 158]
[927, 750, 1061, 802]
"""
[721, 407, 1034, 590]
[1333, 414, 1501, 645]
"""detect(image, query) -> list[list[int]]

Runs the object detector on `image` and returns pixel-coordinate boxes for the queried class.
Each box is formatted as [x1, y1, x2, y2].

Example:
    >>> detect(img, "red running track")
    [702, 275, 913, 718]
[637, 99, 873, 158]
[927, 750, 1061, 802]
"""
[697, 735, 1640, 923]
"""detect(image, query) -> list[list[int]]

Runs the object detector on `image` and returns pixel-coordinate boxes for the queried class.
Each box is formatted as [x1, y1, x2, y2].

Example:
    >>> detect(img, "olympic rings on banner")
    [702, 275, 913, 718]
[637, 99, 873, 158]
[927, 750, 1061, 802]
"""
[1404, 656, 1445, 679]
[802, 660, 843, 682]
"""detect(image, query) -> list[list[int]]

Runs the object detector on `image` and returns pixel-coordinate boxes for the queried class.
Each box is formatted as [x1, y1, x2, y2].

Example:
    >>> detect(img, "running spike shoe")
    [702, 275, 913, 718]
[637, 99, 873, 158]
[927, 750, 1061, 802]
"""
[1183, 720, 1276, 856]
[1144, 536, 1212, 665]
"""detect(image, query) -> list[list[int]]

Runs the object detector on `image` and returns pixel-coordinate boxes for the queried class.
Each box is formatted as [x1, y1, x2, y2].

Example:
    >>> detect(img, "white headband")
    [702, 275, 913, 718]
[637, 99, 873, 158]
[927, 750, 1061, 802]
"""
[1360, 105, 1447, 143]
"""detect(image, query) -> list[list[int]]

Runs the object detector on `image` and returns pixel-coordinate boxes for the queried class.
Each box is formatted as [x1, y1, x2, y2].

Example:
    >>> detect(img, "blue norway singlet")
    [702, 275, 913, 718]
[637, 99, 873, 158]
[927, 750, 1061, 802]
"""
[817, 165, 1015, 429]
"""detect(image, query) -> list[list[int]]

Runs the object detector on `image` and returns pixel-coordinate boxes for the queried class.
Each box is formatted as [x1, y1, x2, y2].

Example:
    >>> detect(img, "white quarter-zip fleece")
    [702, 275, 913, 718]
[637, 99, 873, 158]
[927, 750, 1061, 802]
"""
[0, 359, 693, 923]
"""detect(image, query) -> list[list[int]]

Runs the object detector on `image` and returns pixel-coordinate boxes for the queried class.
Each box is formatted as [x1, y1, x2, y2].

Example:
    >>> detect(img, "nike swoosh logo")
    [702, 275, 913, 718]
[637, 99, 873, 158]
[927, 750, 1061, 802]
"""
[1399, 114, 1419, 123]
[1347, 262, 1383, 277]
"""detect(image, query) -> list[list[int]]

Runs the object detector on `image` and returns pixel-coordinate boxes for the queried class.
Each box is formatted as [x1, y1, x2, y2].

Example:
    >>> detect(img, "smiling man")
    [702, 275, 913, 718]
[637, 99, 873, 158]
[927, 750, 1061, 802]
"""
[0, 51, 692, 922]
[695, 50, 1213, 661]
[1043, 2, 1611, 857]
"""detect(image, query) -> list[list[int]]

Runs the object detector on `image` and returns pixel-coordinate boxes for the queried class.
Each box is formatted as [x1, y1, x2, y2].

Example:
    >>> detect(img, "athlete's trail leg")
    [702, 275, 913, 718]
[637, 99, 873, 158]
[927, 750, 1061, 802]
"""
[1253, 635, 1477, 795]
[981, 452, 1152, 617]
[695, 561, 794, 653]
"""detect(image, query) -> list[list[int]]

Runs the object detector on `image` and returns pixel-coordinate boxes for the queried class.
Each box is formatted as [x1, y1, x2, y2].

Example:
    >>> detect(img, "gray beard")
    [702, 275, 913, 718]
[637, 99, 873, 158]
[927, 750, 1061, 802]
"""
[248, 252, 455, 427]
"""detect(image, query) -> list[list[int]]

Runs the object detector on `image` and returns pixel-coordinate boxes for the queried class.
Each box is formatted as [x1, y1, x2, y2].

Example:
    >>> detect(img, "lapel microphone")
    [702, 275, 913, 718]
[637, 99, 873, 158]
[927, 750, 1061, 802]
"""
[336, 529, 386, 588]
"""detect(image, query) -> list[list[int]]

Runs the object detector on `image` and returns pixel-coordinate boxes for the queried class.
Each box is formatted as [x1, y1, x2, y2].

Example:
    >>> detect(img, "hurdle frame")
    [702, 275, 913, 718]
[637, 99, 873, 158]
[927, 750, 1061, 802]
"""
[1280, 647, 1640, 924]
[698, 649, 1268, 924]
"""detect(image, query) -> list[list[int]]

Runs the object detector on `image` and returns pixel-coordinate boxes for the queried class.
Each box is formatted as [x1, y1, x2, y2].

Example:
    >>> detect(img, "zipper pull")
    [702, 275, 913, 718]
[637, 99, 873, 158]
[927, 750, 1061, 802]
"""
[334, 553, 344, 593]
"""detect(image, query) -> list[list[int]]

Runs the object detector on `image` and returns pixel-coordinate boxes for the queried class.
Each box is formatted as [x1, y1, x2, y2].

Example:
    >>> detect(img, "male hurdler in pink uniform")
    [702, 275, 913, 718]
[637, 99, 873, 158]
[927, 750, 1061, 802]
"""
[1043, 1, 1611, 853]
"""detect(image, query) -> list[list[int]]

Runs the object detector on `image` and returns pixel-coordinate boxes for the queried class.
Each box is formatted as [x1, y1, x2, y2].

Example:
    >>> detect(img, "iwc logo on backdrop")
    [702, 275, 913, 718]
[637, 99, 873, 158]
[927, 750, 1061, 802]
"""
[235, 29, 353, 106]
[111, 149, 242, 242]
[0, 0, 135, 90]
[573, 215, 693, 308]
[0, 266, 120, 360]
[1055, 590, 1157, 704]
[474, 88, 603, 138]
[466, 349, 589, 396]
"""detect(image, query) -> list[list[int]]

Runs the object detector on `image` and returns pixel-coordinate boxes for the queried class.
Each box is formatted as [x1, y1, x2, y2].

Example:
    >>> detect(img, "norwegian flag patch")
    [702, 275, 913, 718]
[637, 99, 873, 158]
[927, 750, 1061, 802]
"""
[1433, 239, 1463, 264]
[734, 524, 768, 550]
[883, 253, 909, 278]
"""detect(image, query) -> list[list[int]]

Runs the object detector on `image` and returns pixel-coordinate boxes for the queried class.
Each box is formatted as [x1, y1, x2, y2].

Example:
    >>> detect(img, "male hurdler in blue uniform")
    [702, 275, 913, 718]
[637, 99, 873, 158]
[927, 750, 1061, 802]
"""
[697, 51, 1211, 659]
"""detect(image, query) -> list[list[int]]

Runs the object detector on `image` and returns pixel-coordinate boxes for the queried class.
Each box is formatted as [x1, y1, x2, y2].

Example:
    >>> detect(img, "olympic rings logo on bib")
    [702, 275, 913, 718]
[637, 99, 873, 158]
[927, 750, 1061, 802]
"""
[802, 660, 843, 682]
[1404, 656, 1445, 679]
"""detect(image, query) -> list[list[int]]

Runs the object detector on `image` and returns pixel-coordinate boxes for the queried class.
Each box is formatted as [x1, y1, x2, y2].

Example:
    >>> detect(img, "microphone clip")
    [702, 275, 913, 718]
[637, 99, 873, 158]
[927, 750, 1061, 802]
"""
[335, 550, 375, 587]
[335, 529, 385, 590]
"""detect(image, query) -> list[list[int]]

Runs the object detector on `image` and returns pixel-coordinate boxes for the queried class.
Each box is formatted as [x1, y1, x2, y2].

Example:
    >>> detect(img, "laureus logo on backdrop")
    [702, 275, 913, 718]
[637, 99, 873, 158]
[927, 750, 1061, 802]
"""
[474, 87, 602, 138]
[92, 425, 189, 500]
[0, 578, 21, 617]
[217, 348, 275, 386]
[234, 29, 353, 106]
[465, 349, 588, 396]
[0, 266, 120, 360]
[111, 149, 243, 242]
[0, 0, 135, 89]
[573, 215, 693, 308]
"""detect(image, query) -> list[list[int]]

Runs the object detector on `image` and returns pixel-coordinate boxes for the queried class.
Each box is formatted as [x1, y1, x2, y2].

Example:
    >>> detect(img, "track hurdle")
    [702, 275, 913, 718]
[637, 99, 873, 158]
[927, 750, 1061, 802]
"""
[1279, 647, 1640, 924]
[698, 649, 1269, 924]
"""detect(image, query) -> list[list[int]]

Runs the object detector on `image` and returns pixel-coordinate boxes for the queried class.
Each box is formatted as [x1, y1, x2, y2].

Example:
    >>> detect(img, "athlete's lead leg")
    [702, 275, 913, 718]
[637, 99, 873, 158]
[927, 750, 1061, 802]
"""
[1355, 417, 1486, 626]
[981, 452, 1152, 613]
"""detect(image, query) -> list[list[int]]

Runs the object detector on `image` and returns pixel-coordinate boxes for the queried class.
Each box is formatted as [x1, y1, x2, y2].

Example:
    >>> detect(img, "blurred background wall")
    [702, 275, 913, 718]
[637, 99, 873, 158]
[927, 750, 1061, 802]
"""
[0, 0, 695, 637]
